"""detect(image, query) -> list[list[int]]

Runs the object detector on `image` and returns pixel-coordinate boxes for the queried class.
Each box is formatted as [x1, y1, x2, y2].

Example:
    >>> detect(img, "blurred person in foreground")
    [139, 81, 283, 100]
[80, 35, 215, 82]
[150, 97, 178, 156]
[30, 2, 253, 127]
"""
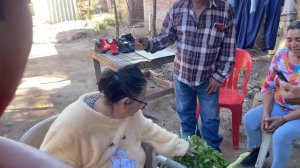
[0, 1, 70, 167]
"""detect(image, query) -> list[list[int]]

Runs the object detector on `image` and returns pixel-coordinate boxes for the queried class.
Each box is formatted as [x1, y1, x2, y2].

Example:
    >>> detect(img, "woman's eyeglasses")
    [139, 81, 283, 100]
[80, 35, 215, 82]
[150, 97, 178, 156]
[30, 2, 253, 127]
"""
[132, 98, 148, 109]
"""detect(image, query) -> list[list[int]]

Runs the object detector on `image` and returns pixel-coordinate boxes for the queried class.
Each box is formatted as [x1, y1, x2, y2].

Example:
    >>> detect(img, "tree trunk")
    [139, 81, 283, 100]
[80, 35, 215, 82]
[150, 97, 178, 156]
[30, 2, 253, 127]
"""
[151, 0, 157, 37]
[112, 0, 119, 38]
[87, 0, 91, 19]
[126, 0, 132, 24]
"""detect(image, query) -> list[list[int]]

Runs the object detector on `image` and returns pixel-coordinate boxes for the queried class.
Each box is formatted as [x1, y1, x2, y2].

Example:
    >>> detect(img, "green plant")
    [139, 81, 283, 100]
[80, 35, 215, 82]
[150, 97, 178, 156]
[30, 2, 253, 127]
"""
[93, 22, 107, 31]
[102, 18, 115, 26]
[90, 14, 115, 32]
[164, 136, 229, 168]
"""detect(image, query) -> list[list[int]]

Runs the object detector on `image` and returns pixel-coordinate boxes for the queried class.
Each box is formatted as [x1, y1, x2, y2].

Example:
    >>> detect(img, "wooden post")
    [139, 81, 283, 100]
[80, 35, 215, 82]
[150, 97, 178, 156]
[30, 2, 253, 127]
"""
[297, 0, 300, 19]
[151, 0, 157, 37]
[112, 0, 119, 38]
[87, 0, 91, 19]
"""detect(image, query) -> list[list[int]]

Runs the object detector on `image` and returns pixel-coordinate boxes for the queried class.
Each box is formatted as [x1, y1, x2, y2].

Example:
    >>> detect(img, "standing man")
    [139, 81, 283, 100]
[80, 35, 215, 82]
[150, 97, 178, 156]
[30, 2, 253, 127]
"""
[138, 0, 236, 151]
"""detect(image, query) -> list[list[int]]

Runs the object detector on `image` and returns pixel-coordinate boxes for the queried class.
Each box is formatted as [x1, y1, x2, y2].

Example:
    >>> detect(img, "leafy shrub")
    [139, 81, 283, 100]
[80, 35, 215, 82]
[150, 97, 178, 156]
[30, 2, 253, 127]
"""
[103, 18, 115, 26]
[93, 22, 107, 31]
[90, 14, 115, 31]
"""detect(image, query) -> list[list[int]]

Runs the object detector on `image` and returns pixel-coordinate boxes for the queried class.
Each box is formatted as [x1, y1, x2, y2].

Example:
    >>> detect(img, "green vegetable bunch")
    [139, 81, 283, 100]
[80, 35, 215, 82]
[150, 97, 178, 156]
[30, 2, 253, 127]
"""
[173, 136, 229, 168]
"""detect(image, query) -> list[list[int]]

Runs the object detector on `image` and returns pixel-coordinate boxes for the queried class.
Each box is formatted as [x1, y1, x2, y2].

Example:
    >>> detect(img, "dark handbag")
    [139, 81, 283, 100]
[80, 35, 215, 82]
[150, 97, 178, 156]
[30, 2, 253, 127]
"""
[118, 33, 135, 53]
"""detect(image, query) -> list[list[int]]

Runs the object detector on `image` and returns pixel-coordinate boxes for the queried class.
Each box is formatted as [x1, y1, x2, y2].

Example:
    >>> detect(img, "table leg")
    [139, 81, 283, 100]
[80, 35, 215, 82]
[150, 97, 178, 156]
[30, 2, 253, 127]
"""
[93, 58, 101, 84]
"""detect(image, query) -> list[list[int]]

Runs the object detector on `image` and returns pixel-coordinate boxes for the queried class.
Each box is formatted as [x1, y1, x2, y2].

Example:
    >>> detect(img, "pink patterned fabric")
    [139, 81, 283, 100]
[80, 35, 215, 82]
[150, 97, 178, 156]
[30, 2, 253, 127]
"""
[261, 48, 300, 112]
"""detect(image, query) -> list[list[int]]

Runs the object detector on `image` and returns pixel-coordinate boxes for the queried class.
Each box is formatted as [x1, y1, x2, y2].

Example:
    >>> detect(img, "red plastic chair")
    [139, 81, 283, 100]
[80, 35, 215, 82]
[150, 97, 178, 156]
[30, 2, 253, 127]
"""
[196, 48, 253, 149]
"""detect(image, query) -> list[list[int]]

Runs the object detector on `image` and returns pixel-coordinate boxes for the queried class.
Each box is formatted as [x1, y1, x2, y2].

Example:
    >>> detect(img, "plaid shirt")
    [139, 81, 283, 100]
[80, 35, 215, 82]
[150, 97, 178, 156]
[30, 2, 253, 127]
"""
[148, 0, 236, 86]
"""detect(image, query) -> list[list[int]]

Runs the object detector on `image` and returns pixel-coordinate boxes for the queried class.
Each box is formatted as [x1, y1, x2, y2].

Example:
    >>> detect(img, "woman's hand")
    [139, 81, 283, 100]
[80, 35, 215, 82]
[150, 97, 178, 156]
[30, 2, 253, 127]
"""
[279, 81, 299, 94]
[261, 114, 270, 132]
[279, 81, 300, 104]
[185, 147, 196, 157]
[263, 116, 285, 133]
[279, 81, 291, 100]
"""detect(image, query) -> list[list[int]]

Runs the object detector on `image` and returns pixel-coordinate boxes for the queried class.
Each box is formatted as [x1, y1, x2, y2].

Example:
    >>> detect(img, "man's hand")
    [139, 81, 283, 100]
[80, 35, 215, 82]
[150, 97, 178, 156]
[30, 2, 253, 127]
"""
[206, 77, 221, 94]
[136, 37, 150, 50]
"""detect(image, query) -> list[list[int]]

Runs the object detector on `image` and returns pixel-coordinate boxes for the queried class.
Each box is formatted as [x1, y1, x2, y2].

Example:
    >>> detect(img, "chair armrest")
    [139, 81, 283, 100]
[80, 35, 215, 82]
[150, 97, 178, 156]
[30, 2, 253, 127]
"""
[155, 155, 186, 168]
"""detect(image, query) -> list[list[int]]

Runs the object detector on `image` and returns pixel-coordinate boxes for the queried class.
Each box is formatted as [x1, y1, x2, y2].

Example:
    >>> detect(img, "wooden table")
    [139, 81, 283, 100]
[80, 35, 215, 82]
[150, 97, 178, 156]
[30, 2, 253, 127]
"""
[89, 48, 175, 83]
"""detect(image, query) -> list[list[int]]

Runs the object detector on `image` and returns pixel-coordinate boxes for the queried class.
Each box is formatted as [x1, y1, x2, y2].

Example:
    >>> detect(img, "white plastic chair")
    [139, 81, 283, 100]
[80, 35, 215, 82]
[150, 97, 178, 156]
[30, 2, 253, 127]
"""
[20, 114, 58, 148]
[255, 133, 300, 168]
[255, 133, 272, 168]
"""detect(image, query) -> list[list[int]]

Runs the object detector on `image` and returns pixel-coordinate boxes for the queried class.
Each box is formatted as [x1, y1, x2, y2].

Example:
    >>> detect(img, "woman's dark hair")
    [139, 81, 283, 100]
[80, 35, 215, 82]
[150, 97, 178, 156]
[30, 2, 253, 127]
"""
[98, 65, 147, 103]
[287, 20, 300, 31]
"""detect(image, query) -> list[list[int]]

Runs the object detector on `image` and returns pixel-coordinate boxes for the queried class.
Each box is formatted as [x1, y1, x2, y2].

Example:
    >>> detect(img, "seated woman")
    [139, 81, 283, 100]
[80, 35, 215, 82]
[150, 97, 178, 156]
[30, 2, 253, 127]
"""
[241, 20, 300, 168]
[40, 65, 192, 168]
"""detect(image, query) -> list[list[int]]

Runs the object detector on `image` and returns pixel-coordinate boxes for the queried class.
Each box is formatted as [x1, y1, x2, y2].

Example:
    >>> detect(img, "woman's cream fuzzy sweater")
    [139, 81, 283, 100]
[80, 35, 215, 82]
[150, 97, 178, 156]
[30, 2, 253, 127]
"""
[40, 92, 189, 168]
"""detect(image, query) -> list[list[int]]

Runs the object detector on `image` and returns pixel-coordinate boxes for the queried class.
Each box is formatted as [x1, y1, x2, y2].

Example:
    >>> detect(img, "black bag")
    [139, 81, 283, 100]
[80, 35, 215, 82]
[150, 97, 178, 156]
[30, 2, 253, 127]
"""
[118, 33, 135, 53]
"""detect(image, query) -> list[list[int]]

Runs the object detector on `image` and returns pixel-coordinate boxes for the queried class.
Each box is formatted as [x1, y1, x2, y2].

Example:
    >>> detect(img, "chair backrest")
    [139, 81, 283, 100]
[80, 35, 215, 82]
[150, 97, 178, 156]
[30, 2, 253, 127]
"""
[19, 115, 58, 149]
[221, 48, 253, 96]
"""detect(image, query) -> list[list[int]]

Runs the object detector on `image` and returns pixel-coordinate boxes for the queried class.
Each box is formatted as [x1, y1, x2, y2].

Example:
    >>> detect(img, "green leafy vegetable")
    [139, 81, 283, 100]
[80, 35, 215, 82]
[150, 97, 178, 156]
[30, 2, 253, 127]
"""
[164, 136, 229, 168]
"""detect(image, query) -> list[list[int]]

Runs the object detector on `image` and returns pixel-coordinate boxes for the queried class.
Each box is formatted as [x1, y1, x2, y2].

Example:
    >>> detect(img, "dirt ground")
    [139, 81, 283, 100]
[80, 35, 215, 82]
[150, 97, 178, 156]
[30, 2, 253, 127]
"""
[0, 20, 299, 167]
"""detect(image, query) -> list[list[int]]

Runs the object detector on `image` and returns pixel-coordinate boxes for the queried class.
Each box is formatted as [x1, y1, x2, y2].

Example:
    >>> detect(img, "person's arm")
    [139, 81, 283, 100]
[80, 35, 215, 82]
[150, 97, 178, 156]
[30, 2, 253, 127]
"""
[260, 55, 278, 132]
[137, 112, 189, 157]
[262, 92, 275, 131]
[284, 97, 300, 105]
[282, 109, 300, 122]
[264, 108, 300, 133]
[0, 0, 32, 114]
[0, 137, 71, 168]
[212, 5, 236, 83]
[145, 6, 178, 53]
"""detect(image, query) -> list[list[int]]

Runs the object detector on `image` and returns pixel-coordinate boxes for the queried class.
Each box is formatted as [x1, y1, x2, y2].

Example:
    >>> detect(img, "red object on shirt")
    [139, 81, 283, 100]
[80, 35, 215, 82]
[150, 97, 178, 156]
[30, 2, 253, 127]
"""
[214, 23, 225, 31]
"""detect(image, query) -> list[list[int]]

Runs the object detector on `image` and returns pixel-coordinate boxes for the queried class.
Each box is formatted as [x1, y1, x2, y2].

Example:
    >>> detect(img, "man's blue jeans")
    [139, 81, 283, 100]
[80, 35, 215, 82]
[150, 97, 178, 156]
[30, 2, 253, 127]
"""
[173, 76, 223, 151]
